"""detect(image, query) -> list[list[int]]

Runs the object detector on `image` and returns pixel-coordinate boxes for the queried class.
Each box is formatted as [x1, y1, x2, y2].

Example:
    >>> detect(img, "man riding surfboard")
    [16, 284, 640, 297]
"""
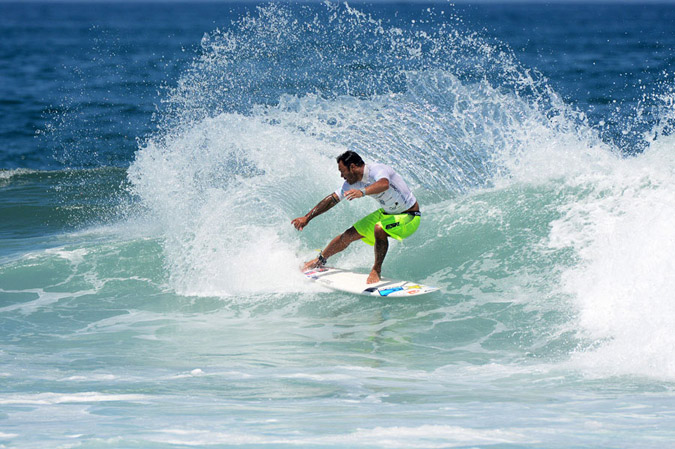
[291, 151, 421, 284]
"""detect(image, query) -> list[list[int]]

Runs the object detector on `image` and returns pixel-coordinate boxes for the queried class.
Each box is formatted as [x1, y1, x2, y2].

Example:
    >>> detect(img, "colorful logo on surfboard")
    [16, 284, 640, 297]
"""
[378, 285, 424, 296]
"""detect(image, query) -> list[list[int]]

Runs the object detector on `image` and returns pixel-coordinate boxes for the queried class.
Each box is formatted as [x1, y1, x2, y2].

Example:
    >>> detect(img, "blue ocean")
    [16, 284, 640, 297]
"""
[2, 1, 675, 447]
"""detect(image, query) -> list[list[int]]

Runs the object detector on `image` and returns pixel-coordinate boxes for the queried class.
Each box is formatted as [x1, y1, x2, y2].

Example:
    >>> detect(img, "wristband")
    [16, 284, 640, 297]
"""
[360, 188, 367, 197]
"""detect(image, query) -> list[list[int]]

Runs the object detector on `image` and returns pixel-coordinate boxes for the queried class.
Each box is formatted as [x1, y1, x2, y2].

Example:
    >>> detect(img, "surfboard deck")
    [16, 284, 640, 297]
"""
[303, 266, 439, 297]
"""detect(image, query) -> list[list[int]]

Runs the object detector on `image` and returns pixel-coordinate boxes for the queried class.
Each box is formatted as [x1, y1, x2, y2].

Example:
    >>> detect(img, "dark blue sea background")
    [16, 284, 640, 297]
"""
[2, 2, 674, 170]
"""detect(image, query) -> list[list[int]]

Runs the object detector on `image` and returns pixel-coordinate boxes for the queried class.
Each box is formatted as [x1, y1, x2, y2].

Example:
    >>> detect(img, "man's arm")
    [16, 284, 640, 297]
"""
[291, 193, 340, 231]
[344, 178, 389, 200]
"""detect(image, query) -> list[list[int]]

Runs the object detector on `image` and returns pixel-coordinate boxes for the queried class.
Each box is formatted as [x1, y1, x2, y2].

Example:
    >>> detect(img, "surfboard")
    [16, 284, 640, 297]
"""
[303, 266, 439, 297]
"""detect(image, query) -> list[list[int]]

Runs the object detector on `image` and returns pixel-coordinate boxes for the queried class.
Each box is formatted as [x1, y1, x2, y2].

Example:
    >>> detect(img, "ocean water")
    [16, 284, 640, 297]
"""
[2, 1, 675, 448]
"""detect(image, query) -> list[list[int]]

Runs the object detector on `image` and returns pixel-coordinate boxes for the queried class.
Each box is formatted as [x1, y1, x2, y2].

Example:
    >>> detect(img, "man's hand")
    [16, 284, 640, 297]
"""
[344, 189, 365, 201]
[291, 216, 309, 231]
[292, 193, 340, 231]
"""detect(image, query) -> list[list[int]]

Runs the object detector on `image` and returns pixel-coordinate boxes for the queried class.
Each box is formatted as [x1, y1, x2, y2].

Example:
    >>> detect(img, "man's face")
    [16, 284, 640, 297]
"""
[338, 161, 359, 184]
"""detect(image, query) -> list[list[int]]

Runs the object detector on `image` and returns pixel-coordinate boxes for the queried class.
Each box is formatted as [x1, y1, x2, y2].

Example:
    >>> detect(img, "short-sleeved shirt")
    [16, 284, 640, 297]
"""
[334, 163, 416, 214]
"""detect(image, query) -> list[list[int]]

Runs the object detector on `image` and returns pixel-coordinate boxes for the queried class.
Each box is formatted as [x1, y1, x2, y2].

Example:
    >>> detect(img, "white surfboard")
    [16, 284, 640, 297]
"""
[303, 266, 439, 297]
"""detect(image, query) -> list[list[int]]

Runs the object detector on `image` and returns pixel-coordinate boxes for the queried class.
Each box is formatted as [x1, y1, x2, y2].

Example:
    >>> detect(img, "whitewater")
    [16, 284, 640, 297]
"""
[1, 2, 674, 448]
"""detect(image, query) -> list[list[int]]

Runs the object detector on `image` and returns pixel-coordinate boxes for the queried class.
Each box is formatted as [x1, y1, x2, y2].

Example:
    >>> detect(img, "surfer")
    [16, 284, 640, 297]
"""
[292, 150, 421, 284]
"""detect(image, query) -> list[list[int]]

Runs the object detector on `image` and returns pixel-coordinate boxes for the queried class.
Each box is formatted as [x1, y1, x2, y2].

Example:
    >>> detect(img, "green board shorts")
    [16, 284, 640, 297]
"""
[353, 208, 421, 246]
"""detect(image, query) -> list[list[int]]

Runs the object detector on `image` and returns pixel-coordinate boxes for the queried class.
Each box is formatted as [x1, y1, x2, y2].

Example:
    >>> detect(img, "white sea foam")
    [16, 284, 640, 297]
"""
[0, 288, 95, 315]
[149, 425, 534, 447]
[0, 392, 147, 405]
[44, 247, 89, 264]
[63, 374, 117, 382]
[549, 134, 675, 380]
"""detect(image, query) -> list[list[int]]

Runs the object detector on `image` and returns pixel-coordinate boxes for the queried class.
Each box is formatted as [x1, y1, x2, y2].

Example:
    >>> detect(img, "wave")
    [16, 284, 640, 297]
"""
[0, 168, 39, 181]
[0, 166, 132, 254]
[124, 3, 675, 380]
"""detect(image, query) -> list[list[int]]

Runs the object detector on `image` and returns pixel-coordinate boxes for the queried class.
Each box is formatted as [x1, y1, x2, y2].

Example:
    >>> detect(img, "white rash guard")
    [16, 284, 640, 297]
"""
[334, 163, 416, 214]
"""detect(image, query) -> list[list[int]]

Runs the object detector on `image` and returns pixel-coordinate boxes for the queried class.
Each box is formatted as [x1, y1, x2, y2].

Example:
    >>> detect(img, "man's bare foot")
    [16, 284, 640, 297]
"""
[302, 256, 329, 272]
[366, 269, 381, 284]
[301, 258, 320, 272]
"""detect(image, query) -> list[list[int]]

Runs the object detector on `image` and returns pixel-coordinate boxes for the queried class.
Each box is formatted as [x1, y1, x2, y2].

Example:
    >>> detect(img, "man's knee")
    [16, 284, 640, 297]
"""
[374, 224, 388, 240]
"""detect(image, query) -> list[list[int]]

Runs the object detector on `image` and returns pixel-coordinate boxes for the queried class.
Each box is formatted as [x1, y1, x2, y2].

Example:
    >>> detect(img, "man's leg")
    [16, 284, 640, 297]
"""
[302, 227, 362, 271]
[367, 224, 389, 284]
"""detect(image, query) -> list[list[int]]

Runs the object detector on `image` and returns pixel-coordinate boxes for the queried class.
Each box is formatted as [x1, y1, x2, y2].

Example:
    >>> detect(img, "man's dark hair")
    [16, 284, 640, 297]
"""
[336, 150, 365, 167]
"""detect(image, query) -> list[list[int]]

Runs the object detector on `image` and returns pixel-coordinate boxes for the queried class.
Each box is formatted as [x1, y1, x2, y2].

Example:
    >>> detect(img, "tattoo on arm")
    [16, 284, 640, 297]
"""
[307, 194, 339, 221]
